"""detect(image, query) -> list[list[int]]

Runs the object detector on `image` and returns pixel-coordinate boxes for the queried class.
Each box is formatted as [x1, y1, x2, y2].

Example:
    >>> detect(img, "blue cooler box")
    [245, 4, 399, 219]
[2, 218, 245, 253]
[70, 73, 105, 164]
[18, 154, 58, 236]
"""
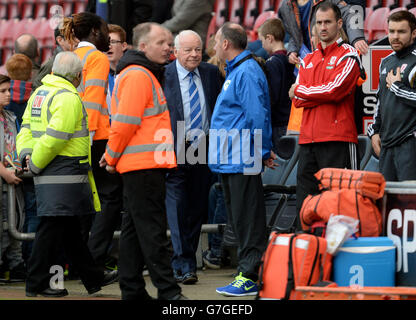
[333, 237, 396, 287]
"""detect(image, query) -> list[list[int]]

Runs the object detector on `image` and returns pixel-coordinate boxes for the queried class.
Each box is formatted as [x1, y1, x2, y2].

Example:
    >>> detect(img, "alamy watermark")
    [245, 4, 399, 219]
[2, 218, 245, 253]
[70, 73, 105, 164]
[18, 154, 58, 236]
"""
[49, 264, 65, 290]
[348, 5, 364, 30]
[154, 121, 265, 175]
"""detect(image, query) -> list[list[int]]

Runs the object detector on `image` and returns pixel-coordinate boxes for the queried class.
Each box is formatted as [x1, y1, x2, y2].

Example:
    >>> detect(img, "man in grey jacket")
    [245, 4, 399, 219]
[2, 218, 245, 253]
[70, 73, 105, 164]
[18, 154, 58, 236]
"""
[278, 0, 368, 65]
[162, 0, 215, 48]
[368, 10, 416, 181]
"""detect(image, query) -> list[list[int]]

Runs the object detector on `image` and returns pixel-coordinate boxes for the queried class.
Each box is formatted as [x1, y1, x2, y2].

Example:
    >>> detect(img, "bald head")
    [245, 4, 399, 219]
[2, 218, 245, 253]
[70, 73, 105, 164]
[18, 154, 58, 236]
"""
[219, 22, 247, 50]
[14, 34, 39, 61]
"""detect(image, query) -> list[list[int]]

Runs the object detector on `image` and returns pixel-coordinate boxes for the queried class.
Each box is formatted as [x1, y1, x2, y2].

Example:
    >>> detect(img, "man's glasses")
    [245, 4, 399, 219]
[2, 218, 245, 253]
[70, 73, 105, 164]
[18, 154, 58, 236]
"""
[109, 40, 123, 45]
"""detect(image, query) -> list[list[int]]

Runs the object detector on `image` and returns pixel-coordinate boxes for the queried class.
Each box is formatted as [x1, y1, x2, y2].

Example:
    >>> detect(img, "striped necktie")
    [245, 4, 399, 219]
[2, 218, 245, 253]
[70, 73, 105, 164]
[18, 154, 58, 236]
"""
[188, 71, 202, 140]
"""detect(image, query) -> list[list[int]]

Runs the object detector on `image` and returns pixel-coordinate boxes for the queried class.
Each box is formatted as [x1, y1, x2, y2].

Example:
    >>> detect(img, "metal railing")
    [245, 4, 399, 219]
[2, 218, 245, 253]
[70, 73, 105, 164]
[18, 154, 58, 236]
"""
[5, 172, 225, 241]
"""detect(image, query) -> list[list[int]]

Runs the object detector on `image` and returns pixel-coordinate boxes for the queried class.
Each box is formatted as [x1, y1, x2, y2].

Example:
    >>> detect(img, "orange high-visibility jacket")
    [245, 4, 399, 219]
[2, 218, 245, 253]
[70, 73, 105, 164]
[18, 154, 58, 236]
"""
[75, 46, 110, 140]
[105, 65, 177, 173]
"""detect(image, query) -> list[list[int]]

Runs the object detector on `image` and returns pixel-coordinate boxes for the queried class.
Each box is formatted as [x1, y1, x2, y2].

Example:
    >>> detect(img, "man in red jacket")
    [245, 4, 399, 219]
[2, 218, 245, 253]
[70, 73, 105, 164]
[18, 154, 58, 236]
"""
[289, 1, 361, 227]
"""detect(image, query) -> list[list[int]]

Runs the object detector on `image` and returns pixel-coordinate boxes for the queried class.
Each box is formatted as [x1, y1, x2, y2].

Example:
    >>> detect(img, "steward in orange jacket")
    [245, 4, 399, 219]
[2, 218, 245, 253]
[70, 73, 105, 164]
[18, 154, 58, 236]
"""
[75, 43, 110, 141]
[105, 49, 176, 173]
[102, 22, 183, 300]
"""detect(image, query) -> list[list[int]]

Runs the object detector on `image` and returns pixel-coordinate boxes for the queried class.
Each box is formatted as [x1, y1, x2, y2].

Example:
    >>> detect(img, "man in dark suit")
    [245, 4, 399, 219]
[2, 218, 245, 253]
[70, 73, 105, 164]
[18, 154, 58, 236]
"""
[163, 30, 222, 285]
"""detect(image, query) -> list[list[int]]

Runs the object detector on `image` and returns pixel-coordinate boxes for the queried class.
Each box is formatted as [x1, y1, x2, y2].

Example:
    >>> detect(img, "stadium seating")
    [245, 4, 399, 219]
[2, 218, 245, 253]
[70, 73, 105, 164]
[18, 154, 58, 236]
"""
[20, 0, 36, 19]
[7, 0, 20, 20]
[259, 0, 275, 13]
[247, 10, 276, 41]
[73, 0, 87, 13]
[205, 14, 217, 49]
[229, 0, 244, 24]
[367, 0, 383, 9]
[274, 0, 284, 11]
[243, 0, 259, 29]
[61, 0, 75, 17]
[386, 0, 399, 8]
[0, 0, 87, 69]
[365, 7, 390, 42]
[402, 0, 415, 8]
[0, 0, 7, 20]
[214, 0, 228, 28]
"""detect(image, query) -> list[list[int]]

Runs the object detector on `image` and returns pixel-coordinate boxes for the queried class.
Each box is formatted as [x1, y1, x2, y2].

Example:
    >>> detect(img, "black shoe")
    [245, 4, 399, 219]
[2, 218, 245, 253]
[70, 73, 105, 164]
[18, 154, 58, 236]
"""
[181, 272, 198, 285]
[167, 293, 189, 300]
[9, 262, 27, 283]
[173, 269, 183, 283]
[26, 288, 69, 298]
[87, 270, 119, 295]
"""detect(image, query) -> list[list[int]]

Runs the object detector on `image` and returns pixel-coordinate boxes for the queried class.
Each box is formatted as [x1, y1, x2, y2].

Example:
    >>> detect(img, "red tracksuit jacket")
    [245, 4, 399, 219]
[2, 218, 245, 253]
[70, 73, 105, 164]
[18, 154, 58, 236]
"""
[293, 38, 360, 145]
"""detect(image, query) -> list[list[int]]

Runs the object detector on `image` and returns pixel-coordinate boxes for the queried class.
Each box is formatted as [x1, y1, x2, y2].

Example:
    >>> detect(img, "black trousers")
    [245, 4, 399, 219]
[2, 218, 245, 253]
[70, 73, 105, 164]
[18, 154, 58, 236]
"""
[87, 139, 124, 268]
[26, 216, 104, 293]
[221, 173, 267, 282]
[119, 169, 181, 300]
[165, 162, 212, 274]
[379, 135, 416, 181]
[296, 141, 358, 224]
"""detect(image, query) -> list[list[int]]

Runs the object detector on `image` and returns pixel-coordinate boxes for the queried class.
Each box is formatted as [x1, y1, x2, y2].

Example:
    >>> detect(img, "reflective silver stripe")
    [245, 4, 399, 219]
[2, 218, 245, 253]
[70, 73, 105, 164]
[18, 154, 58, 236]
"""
[21, 123, 30, 129]
[113, 66, 168, 117]
[77, 48, 98, 94]
[123, 143, 174, 155]
[106, 143, 174, 159]
[80, 103, 88, 132]
[19, 148, 32, 163]
[112, 114, 142, 125]
[32, 130, 45, 138]
[46, 128, 72, 140]
[29, 158, 42, 174]
[139, 68, 168, 117]
[72, 128, 90, 138]
[106, 145, 121, 159]
[85, 78, 107, 89]
[47, 89, 72, 122]
[33, 174, 89, 185]
[43, 89, 89, 138]
[84, 101, 109, 116]
[82, 48, 97, 65]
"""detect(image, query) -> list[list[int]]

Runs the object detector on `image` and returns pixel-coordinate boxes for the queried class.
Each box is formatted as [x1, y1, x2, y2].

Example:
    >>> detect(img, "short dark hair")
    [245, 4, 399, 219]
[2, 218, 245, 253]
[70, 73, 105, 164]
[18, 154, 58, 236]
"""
[0, 74, 11, 86]
[220, 22, 247, 50]
[315, 1, 342, 22]
[388, 10, 416, 32]
[62, 12, 105, 43]
[258, 18, 285, 42]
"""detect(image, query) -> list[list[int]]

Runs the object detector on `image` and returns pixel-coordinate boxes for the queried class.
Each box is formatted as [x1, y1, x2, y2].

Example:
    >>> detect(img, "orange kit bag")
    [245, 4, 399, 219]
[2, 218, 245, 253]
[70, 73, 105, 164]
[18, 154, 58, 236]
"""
[300, 189, 383, 237]
[315, 168, 386, 200]
[258, 232, 332, 300]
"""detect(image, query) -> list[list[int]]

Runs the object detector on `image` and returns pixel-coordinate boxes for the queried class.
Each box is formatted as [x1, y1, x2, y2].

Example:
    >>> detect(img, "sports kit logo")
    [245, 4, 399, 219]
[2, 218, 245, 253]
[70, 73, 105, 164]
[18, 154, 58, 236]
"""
[223, 80, 231, 91]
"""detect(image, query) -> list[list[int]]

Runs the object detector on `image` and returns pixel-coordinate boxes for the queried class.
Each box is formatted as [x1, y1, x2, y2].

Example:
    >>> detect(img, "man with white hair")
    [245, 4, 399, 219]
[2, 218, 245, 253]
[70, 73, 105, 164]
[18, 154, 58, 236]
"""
[163, 29, 222, 284]
[16, 51, 118, 298]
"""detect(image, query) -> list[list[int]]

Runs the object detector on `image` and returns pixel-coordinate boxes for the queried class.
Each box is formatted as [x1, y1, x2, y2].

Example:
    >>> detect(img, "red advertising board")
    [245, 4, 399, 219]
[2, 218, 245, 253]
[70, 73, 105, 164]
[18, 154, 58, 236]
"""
[361, 45, 393, 134]
[362, 46, 393, 94]
[382, 186, 416, 286]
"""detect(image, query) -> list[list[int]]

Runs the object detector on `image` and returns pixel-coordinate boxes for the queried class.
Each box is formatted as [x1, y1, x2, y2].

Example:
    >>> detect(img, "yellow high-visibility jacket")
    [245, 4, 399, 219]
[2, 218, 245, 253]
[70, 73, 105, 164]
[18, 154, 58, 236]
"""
[17, 74, 101, 215]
